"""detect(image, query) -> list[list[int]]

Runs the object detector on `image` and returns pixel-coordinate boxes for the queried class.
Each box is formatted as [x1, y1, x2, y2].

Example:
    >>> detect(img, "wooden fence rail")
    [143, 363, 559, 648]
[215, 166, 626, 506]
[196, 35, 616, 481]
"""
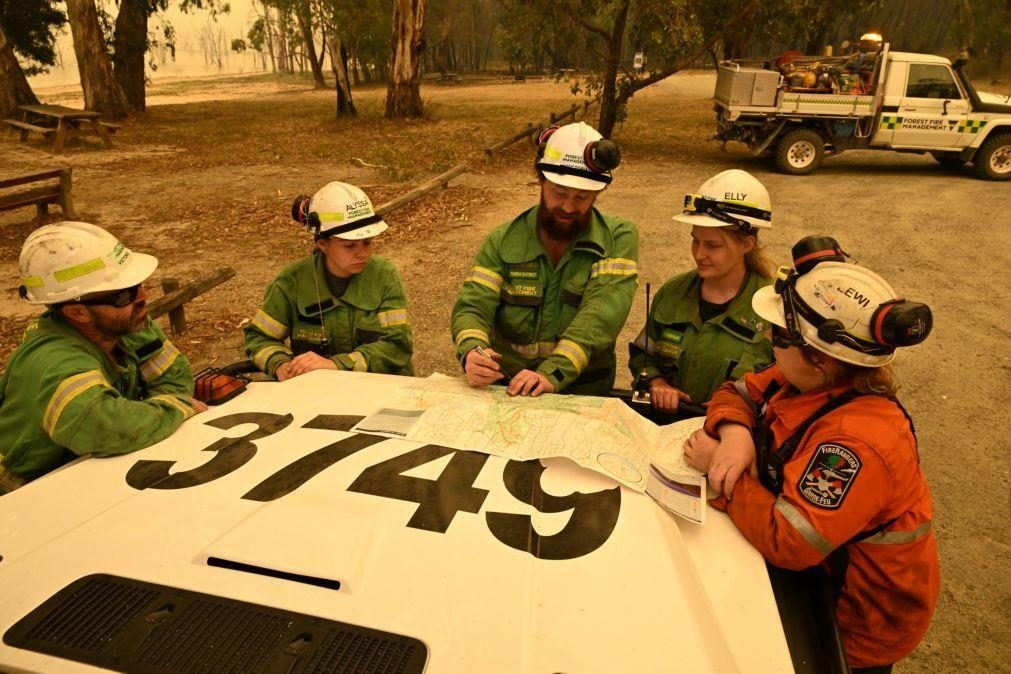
[150, 266, 236, 335]
[484, 98, 598, 159]
[375, 164, 469, 216]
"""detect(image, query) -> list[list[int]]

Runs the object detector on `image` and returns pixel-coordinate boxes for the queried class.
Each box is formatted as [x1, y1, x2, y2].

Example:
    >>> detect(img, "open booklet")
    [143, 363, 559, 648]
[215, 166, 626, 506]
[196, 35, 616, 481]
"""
[352, 374, 710, 524]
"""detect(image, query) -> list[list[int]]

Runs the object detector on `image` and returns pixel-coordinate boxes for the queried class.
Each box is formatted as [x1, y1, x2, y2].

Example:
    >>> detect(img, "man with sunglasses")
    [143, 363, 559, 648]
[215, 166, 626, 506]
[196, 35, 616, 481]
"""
[0, 222, 203, 494]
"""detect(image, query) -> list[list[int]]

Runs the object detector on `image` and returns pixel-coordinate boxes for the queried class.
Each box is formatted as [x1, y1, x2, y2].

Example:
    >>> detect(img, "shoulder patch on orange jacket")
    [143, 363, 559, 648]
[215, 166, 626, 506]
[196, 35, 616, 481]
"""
[798, 443, 862, 509]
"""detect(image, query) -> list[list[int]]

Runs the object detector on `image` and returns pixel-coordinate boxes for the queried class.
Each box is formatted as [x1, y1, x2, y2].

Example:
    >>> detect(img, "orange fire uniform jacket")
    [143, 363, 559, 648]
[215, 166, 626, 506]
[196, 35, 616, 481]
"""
[704, 365, 939, 668]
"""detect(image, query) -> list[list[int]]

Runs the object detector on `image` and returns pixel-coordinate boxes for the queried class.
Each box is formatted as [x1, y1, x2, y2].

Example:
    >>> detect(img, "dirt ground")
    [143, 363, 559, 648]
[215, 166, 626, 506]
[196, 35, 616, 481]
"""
[1, 71, 1008, 672]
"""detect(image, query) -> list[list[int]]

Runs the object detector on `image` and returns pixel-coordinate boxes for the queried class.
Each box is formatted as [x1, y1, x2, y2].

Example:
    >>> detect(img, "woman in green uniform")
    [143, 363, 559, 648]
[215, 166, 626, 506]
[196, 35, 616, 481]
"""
[244, 181, 413, 380]
[629, 169, 775, 413]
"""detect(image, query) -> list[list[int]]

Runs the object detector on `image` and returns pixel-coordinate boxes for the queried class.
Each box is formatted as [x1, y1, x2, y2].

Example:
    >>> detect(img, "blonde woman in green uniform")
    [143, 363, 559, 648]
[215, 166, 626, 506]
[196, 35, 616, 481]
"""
[629, 169, 775, 413]
[244, 181, 413, 380]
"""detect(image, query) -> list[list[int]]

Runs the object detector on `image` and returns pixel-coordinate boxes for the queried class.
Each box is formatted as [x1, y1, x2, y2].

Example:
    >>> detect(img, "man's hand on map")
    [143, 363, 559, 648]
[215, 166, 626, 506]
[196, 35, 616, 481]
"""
[284, 352, 339, 379]
[649, 377, 692, 412]
[685, 423, 757, 500]
[507, 369, 555, 397]
[464, 346, 506, 386]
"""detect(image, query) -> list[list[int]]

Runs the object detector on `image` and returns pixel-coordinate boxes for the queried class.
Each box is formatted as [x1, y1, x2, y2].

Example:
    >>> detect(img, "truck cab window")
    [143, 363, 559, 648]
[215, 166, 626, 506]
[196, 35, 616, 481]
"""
[906, 64, 962, 99]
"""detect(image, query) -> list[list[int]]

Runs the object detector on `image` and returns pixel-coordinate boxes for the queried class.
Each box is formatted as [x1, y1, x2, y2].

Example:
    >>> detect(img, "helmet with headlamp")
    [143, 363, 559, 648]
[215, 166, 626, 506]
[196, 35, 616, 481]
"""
[674, 169, 772, 231]
[752, 236, 933, 367]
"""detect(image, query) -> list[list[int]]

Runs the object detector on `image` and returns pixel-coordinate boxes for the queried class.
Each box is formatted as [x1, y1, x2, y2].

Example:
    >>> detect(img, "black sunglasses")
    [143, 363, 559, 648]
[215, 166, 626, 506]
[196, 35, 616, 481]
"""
[771, 325, 805, 349]
[75, 284, 142, 308]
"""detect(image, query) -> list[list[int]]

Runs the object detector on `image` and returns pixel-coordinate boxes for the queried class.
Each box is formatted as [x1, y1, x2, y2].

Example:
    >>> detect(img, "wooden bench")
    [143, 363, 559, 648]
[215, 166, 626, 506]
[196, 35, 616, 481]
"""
[0, 168, 77, 219]
[100, 121, 124, 134]
[3, 118, 55, 142]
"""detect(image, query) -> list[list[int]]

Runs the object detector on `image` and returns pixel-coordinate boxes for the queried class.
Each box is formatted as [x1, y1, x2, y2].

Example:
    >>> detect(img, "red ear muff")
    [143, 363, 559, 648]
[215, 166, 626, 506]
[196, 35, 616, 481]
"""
[536, 125, 560, 147]
[584, 139, 621, 172]
[291, 195, 312, 225]
[791, 235, 846, 274]
[870, 299, 933, 347]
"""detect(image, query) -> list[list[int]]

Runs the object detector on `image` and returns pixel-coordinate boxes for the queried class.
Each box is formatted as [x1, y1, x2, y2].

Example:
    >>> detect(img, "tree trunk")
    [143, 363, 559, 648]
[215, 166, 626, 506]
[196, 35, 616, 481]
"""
[385, 0, 426, 119]
[295, 5, 325, 88]
[328, 38, 356, 116]
[65, 0, 132, 119]
[274, 7, 289, 74]
[0, 24, 39, 118]
[113, 0, 148, 111]
[595, 0, 629, 138]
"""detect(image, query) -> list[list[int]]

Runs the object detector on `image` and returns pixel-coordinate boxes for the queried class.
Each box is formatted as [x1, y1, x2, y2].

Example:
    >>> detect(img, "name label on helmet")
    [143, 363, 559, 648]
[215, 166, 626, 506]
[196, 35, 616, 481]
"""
[838, 286, 871, 308]
[347, 200, 373, 219]
[108, 242, 130, 266]
[724, 192, 748, 201]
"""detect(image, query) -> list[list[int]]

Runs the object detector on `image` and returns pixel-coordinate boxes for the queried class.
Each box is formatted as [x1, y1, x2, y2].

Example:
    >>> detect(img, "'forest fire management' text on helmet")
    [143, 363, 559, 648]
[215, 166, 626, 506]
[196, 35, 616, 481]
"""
[291, 181, 389, 241]
[18, 222, 158, 306]
[535, 122, 621, 192]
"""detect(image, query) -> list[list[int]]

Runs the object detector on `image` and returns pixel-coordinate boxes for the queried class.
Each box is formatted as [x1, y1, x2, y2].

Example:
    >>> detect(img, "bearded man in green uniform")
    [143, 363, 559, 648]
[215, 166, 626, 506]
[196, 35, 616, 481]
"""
[0, 222, 202, 494]
[452, 122, 638, 397]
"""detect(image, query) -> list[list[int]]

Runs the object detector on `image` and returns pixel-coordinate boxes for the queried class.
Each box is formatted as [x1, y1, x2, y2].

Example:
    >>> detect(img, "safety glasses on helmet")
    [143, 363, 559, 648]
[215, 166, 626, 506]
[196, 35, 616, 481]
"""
[74, 284, 142, 308]
[682, 194, 771, 231]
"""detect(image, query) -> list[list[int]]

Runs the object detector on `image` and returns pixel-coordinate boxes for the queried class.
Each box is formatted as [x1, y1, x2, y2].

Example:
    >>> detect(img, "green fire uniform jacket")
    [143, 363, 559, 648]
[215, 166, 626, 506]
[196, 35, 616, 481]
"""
[244, 253, 414, 378]
[628, 270, 773, 405]
[451, 206, 639, 396]
[0, 312, 196, 489]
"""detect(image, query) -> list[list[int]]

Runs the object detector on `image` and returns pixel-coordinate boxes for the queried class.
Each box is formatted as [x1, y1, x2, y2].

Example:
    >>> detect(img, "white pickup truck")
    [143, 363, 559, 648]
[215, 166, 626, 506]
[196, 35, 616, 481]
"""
[713, 44, 1011, 180]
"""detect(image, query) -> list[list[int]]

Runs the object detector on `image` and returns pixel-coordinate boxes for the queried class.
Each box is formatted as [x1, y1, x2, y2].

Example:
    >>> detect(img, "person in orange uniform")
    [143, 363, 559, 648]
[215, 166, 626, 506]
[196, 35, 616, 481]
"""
[683, 236, 938, 673]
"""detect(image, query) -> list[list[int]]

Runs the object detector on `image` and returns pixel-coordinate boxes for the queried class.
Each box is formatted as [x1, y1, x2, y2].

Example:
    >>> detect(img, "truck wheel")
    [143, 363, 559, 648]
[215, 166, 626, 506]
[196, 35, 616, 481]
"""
[972, 134, 1011, 181]
[931, 152, 965, 169]
[774, 129, 825, 175]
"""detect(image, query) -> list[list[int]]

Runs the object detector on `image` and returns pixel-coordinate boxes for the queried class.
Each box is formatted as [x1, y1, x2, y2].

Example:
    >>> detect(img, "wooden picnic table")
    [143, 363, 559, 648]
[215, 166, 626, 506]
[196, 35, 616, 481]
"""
[8, 104, 116, 154]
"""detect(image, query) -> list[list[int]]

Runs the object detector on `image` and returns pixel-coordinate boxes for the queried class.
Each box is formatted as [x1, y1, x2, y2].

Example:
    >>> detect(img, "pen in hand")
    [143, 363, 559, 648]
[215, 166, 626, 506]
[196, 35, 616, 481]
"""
[474, 345, 513, 384]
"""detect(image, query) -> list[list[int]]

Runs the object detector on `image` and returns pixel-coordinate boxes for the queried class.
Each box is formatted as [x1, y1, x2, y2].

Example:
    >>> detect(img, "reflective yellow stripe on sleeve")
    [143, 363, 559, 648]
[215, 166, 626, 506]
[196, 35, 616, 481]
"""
[552, 339, 589, 372]
[140, 340, 182, 381]
[252, 345, 293, 372]
[774, 498, 835, 556]
[860, 521, 932, 545]
[348, 351, 368, 372]
[378, 308, 410, 328]
[454, 328, 490, 347]
[466, 266, 504, 293]
[590, 257, 638, 278]
[43, 370, 109, 436]
[150, 394, 195, 419]
[251, 309, 289, 340]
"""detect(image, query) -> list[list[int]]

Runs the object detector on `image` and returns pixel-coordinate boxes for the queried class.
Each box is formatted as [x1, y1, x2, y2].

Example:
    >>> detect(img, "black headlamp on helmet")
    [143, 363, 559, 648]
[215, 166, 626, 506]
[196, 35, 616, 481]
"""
[682, 194, 771, 232]
[773, 236, 933, 357]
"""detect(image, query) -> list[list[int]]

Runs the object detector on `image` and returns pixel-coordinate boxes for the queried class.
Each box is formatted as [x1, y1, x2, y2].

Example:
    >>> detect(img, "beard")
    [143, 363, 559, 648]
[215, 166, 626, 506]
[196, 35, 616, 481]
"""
[89, 303, 148, 338]
[537, 196, 592, 242]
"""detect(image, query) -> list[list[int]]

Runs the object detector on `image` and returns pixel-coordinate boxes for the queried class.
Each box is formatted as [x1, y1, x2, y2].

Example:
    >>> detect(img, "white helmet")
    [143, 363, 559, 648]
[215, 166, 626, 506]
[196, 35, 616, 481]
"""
[674, 169, 772, 231]
[752, 236, 932, 367]
[18, 221, 158, 306]
[535, 122, 621, 192]
[291, 181, 388, 240]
